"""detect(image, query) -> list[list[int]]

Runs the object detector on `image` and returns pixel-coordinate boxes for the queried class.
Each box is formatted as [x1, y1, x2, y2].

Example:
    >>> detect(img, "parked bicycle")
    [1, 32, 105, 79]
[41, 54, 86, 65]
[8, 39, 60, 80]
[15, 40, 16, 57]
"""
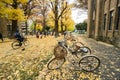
[47, 39, 100, 72]
[11, 37, 29, 49]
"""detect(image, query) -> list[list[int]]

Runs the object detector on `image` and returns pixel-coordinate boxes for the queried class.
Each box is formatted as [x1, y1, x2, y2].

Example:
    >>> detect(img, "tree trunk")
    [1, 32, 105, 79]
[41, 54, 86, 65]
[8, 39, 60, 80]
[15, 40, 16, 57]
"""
[54, 0, 59, 37]
[11, 20, 18, 36]
[55, 19, 59, 37]
[61, 19, 64, 35]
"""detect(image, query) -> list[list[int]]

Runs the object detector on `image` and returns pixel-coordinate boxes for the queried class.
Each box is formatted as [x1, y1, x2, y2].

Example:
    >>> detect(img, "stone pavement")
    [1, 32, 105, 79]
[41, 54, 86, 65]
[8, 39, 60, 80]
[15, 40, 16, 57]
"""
[78, 35, 120, 80]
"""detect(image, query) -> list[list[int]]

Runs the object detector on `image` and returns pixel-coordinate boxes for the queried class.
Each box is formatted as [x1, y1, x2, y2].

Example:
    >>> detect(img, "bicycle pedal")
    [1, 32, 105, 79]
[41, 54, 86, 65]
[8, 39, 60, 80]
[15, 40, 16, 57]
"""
[22, 48, 25, 51]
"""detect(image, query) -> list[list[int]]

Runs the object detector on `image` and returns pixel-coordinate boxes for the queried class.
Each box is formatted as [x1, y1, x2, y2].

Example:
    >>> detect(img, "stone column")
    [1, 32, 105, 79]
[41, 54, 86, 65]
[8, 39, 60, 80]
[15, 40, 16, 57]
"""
[105, 0, 111, 37]
[94, 0, 104, 40]
[112, 0, 119, 37]
[87, 0, 94, 37]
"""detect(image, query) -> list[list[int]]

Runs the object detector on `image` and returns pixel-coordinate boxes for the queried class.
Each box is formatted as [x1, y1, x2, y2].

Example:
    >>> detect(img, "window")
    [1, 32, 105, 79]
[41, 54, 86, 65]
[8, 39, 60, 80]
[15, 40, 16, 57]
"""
[116, 7, 120, 30]
[103, 14, 106, 30]
[109, 11, 113, 30]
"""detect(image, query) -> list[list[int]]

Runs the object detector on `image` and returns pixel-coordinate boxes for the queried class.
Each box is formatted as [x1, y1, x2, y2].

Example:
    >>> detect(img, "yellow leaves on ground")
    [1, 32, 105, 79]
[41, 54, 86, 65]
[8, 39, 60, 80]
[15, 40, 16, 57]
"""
[0, 36, 102, 80]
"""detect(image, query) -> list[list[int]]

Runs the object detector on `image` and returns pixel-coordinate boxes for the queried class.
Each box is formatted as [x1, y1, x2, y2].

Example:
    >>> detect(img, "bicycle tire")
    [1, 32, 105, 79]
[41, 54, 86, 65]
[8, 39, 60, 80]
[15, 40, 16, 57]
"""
[23, 39, 30, 46]
[47, 57, 65, 70]
[79, 55, 100, 72]
[11, 41, 21, 49]
[76, 46, 91, 58]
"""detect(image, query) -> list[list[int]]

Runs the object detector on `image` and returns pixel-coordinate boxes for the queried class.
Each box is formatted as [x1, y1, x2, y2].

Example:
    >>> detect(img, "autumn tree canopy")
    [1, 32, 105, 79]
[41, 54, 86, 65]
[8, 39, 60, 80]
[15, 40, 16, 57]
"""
[0, 0, 28, 36]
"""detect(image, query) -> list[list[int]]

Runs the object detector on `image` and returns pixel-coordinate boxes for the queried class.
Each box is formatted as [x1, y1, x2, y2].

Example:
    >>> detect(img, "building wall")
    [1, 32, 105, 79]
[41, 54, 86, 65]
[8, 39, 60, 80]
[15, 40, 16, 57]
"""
[0, 18, 8, 37]
[0, 18, 28, 37]
[87, 0, 120, 48]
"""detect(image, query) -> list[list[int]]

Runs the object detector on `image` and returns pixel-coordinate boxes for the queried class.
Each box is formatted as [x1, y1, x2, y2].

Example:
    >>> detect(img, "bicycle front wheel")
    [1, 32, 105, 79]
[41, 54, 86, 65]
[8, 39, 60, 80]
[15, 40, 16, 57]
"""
[47, 58, 65, 70]
[79, 55, 100, 72]
[11, 41, 21, 49]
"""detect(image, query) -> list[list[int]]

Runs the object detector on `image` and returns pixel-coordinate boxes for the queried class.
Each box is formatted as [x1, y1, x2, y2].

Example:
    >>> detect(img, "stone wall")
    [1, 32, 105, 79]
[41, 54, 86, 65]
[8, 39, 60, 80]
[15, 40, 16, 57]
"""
[87, 0, 120, 48]
[0, 18, 8, 37]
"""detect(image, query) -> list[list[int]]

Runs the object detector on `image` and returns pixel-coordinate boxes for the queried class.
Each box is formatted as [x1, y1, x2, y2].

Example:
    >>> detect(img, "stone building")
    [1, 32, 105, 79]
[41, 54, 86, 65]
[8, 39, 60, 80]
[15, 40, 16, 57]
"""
[0, 18, 11, 37]
[0, 18, 28, 37]
[87, 0, 120, 47]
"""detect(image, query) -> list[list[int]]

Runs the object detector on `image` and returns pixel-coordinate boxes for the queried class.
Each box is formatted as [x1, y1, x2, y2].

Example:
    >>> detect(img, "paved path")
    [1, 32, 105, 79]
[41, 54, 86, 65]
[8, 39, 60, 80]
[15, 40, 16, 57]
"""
[78, 35, 120, 80]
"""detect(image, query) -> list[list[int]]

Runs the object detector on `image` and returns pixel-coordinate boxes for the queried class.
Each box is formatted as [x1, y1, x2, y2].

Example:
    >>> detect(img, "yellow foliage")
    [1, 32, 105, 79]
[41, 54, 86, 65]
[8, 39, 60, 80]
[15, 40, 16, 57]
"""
[0, 0, 28, 20]
[36, 24, 43, 31]
[47, 11, 55, 29]
[18, 0, 28, 4]
[62, 8, 75, 31]
[0, 0, 13, 4]
[0, 0, 28, 4]
[0, 2, 5, 7]
[2, 8, 26, 21]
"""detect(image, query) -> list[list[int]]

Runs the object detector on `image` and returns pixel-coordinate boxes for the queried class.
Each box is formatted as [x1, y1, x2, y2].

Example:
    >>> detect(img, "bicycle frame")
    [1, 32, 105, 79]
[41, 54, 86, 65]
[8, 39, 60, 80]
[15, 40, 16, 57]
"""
[57, 40, 90, 58]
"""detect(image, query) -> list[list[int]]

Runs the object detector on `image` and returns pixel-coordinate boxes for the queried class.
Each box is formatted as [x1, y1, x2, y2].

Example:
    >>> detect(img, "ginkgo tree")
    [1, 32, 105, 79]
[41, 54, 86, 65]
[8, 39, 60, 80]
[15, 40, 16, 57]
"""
[0, 0, 28, 36]
[60, 3, 75, 33]
[47, 7, 75, 33]
[48, 0, 74, 37]
[48, 0, 67, 36]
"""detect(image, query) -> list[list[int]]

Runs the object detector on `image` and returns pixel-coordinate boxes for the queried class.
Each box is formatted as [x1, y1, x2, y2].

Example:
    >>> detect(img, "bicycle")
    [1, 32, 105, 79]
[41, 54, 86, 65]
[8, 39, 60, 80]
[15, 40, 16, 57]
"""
[11, 37, 29, 49]
[47, 39, 100, 72]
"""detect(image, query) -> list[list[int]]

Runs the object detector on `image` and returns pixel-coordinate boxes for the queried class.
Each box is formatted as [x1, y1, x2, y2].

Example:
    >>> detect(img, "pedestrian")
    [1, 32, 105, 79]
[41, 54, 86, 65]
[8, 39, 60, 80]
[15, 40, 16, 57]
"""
[0, 32, 3, 42]
[36, 31, 39, 38]
[40, 31, 43, 39]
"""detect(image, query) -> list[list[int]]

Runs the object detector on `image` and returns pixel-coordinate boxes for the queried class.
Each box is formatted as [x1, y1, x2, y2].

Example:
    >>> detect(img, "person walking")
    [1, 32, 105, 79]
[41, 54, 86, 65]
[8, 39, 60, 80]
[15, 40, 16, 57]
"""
[36, 31, 39, 38]
[0, 32, 3, 42]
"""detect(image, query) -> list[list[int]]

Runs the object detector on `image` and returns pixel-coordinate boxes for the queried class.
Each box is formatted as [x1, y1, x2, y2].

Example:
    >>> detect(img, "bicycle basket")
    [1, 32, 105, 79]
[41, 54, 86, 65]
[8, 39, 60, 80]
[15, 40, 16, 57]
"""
[54, 45, 67, 59]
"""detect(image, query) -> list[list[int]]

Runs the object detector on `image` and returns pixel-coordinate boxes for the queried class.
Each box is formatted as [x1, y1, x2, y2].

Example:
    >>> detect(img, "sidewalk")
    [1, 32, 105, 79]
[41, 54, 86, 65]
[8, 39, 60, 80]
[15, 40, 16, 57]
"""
[78, 35, 120, 80]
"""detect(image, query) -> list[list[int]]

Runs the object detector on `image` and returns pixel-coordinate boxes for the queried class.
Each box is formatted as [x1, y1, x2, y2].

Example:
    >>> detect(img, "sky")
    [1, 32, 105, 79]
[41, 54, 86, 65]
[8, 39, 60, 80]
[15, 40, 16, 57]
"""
[71, 9, 88, 24]
[67, 0, 88, 24]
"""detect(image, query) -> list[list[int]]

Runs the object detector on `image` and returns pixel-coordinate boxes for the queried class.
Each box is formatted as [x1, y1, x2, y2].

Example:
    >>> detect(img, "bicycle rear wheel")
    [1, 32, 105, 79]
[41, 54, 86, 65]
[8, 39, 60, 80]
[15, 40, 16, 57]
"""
[11, 41, 21, 49]
[79, 55, 100, 72]
[76, 46, 91, 58]
[23, 39, 29, 46]
[47, 57, 65, 70]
